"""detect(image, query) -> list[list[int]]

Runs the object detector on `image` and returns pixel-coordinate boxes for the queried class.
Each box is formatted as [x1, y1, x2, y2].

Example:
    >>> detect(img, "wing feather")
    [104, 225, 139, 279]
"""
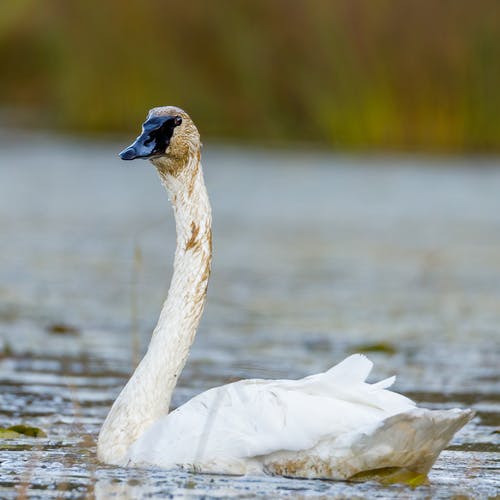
[129, 355, 415, 469]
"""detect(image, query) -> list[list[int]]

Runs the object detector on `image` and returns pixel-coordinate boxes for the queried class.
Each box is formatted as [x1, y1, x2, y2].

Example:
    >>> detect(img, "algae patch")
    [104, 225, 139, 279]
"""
[0, 341, 13, 357]
[349, 467, 428, 486]
[46, 323, 80, 335]
[0, 425, 47, 439]
[351, 342, 397, 355]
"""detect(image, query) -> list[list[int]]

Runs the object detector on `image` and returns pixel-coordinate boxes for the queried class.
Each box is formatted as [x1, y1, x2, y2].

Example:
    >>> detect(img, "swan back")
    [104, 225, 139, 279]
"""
[127, 355, 418, 471]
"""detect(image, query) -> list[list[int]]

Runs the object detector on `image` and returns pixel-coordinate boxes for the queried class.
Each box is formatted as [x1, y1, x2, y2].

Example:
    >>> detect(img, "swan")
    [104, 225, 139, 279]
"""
[97, 106, 473, 480]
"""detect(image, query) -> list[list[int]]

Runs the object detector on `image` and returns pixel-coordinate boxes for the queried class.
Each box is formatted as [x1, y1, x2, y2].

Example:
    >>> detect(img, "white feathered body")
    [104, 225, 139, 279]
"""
[127, 354, 472, 479]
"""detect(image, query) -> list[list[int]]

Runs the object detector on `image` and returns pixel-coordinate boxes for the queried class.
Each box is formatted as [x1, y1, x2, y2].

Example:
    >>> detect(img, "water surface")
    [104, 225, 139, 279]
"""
[0, 134, 499, 497]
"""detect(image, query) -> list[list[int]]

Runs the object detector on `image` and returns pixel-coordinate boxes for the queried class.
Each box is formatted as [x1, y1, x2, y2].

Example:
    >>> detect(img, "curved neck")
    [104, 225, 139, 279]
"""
[98, 153, 212, 465]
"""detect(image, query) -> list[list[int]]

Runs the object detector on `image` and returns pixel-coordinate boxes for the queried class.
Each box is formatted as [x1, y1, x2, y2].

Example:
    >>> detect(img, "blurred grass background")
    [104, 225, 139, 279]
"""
[0, 0, 499, 151]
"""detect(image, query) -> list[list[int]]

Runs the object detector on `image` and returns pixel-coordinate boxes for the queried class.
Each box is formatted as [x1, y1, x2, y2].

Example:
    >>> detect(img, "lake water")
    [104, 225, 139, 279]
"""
[0, 132, 499, 498]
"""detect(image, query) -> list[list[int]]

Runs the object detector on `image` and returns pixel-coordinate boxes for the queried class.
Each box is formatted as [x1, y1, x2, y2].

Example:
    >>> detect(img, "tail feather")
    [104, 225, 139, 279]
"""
[370, 375, 396, 390]
[320, 355, 413, 413]
[324, 354, 373, 384]
[263, 408, 474, 480]
[342, 408, 475, 476]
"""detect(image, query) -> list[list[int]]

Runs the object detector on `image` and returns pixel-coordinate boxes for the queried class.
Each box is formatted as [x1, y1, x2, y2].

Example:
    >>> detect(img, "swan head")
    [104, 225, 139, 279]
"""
[119, 106, 200, 170]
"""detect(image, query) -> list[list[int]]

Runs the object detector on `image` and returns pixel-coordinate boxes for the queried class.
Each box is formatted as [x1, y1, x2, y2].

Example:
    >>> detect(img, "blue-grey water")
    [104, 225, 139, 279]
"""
[0, 132, 499, 498]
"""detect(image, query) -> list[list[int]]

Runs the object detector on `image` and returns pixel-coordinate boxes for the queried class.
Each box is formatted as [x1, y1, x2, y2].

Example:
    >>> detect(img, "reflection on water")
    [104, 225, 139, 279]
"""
[0, 133, 499, 497]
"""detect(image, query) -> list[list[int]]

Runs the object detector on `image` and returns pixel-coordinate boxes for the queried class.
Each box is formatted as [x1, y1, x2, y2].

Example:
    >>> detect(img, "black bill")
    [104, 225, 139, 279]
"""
[119, 115, 182, 160]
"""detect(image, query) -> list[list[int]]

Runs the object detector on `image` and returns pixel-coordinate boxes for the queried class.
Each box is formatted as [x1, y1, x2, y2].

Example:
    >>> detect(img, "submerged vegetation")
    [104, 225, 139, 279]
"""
[46, 323, 80, 336]
[351, 342, 397, 355]
[0, 0, 499, 151]
[349, 467, 428, 487]
[0, 425, 47, 439]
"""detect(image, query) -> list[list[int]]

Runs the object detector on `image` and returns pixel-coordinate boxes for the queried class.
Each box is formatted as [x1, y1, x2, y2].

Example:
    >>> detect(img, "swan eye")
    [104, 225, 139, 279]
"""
[174, 116, 182, 127]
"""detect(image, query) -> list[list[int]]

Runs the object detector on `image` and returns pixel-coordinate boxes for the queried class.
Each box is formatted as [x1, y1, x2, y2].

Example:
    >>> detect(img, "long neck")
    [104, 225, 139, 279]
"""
[97, 153, 212, 465]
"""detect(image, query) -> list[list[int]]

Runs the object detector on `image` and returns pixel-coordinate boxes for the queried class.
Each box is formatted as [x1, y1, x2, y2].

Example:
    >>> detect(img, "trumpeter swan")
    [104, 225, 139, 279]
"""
[97, 106, 472, 480]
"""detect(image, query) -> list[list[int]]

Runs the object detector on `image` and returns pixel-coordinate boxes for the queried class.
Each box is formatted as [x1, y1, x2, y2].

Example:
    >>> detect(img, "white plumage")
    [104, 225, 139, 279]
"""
[97, 106, 473, 480]
[128, 354, 471, 478]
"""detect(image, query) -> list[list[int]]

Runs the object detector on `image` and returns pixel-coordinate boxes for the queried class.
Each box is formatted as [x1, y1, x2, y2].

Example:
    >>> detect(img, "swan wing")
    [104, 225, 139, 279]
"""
[127, 354, 471, 477]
